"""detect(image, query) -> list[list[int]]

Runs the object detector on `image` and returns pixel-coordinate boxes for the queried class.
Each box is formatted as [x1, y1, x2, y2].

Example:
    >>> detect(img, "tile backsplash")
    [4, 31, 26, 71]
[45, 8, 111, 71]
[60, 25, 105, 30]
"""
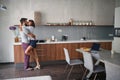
[34, 25, 114, 41]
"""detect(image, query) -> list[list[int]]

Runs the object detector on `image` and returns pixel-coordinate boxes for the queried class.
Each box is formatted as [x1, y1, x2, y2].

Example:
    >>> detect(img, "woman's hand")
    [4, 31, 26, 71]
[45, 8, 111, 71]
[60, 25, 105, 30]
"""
[19, 24, 22, 31]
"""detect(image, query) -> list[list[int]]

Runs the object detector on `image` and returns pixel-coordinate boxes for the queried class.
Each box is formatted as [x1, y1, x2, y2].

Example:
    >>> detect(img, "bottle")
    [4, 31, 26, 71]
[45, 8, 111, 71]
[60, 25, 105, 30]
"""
[51, 35, 55, 41]
[15, 37, 19, 42]
[69, 18, 73, 25]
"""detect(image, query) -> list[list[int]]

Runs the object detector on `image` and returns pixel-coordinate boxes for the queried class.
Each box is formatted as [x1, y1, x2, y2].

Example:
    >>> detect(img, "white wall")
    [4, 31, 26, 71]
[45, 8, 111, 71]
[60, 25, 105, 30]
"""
[31, 0, 115, 25]
[0, 0, 115, 62]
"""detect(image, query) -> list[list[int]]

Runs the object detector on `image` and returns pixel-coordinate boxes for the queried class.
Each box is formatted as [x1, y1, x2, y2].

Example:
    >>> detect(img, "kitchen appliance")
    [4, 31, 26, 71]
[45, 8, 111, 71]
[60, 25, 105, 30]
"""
[39, 40, 46, 43]
[62, 35, 68, 41]
[51, 35, 55, 42]
[80, 37, 86, 40]
[114, 28, 120, 37]
[36, 40, 46, 43]
[112, 7, 120, 53]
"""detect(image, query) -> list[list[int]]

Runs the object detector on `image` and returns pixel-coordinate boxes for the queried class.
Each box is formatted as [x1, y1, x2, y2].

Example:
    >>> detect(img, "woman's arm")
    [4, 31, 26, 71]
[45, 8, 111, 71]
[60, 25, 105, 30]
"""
[23, 26, 36, 39]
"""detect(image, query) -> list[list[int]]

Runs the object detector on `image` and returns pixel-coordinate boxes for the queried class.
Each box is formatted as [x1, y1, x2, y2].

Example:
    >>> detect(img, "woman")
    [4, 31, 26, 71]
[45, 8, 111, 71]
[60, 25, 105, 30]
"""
[25, 20, 40, 70]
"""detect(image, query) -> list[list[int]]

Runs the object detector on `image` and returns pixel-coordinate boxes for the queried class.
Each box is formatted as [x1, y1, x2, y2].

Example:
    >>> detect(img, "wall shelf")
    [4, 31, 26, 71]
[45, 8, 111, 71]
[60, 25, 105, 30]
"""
[39, 25, 114, 27]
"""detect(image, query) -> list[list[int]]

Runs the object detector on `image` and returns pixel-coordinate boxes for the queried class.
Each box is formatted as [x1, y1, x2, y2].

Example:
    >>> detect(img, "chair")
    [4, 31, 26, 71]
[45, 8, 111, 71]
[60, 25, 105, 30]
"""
[82, 52, 105, 80]
[63, 48, 83, 80]
[105, 61, 120, 80]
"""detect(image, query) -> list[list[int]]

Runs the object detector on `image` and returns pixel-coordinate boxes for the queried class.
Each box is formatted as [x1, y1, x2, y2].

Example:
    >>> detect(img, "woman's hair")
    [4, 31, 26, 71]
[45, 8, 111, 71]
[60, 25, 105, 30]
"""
[29, 20, 35, 28]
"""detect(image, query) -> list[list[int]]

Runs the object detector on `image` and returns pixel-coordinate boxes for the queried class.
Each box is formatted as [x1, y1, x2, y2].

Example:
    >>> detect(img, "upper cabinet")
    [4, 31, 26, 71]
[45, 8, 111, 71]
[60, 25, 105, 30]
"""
[115, 7, 120, 27]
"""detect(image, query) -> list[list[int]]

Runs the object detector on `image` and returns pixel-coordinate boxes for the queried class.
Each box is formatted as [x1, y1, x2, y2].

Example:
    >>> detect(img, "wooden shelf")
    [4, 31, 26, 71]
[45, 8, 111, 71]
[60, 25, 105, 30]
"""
[39, 25, 113, 27]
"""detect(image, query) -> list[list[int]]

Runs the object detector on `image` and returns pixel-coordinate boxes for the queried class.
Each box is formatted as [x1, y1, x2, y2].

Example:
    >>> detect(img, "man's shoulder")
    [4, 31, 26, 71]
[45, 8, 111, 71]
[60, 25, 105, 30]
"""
[22, 26, 30, 33]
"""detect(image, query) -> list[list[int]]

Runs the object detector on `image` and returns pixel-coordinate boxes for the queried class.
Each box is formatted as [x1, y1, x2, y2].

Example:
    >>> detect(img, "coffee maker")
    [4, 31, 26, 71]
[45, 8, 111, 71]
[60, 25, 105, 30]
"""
[62, 35, 68, 41]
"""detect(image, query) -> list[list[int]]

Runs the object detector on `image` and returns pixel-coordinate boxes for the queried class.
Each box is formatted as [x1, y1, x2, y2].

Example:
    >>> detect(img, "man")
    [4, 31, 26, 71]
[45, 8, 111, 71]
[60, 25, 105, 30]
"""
[19, 18, 35, 70]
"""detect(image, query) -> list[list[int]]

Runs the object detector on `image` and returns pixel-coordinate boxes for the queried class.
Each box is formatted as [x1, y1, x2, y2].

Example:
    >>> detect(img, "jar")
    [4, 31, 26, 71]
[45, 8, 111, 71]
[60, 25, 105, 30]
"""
[14, 37, 19, 42]
[69, 18, 73, 25]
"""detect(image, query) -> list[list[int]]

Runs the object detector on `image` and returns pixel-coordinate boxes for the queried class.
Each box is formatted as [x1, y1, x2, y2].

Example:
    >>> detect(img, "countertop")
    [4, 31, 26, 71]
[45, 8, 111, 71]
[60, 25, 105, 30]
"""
[99, 50, 120, 66]
[14, 40, 113, 45]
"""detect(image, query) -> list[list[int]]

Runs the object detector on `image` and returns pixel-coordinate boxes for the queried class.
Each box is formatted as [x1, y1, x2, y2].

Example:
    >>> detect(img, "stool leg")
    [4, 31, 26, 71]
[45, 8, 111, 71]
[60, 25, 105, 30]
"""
[64, 64, 69, 73]
[67, 66, 73, 80]
[82, 69, 87, 80]
[80, 64, 84, 73]
[93, 74, 97, 80]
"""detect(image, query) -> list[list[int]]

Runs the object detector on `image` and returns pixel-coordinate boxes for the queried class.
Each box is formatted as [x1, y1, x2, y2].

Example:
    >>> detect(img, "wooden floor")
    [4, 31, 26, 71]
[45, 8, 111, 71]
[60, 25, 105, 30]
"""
[0, 61, 106, 80]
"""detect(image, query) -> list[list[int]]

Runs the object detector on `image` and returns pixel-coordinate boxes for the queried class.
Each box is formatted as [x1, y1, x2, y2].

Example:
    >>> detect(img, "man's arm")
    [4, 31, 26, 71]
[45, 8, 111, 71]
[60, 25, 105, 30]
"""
[22, 26, 36, 39]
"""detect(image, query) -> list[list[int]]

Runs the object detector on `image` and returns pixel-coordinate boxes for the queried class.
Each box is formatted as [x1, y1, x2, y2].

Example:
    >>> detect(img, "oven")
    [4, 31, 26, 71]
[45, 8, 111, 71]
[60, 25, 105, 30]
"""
[114, 28, 120, 37]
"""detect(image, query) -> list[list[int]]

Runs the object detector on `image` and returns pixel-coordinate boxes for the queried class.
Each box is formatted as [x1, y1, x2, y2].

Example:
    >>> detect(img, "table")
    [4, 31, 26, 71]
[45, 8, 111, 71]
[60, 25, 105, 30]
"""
[76, 49, 120, 80]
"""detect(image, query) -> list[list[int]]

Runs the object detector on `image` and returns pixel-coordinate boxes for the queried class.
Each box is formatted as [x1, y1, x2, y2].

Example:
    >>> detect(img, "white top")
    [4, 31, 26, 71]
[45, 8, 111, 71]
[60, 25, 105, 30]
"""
[26, 26, 35, 40]
[20, 26, 29, 43]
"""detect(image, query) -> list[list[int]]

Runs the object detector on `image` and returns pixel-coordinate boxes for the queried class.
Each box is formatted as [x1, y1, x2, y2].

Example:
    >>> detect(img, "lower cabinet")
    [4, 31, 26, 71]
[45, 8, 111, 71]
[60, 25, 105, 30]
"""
[14, 45, 24, 63]
[36, 44, 56, 61]
[14, 42, 111, 63]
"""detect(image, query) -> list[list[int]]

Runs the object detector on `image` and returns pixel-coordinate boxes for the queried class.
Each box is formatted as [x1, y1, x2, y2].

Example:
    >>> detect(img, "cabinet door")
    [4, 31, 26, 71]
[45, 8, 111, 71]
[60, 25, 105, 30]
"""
[69, 43, 80, 59]
[56, 44, 66, 60]
[55, 43, 82, 60]
[36, 44, 56, 62]
[56, 43, 74, 60]
[100, 42, 106, 49]
[100, 42, 112, 50]
[14, 45, 24, 63]
[36, 44, 47, 61]
[78, 43, 92, 48]
[106, 42, 112, 50]
[45, 44, 56, 61]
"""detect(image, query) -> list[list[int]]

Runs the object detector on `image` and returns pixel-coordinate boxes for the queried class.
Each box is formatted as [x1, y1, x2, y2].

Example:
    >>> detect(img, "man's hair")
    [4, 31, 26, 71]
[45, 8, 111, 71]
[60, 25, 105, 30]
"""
[20, 18, 27, 24]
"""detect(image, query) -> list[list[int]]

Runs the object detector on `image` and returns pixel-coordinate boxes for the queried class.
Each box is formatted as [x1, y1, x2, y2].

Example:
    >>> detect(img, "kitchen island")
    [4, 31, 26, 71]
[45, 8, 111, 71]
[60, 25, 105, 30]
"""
[14, 40, 112, 63]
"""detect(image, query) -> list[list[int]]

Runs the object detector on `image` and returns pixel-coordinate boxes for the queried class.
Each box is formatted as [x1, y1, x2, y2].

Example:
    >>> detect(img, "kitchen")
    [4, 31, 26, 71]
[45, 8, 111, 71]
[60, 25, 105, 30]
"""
[0, 0, 119, 80]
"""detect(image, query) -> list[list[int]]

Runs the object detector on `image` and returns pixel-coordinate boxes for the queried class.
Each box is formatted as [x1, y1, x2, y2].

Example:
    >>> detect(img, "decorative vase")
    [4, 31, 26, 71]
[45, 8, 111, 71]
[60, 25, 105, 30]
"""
[14, 37, 19, 42]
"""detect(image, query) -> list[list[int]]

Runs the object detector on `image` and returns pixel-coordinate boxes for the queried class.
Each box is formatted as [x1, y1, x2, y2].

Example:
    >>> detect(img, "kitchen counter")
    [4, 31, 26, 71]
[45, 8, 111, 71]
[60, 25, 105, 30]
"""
[14, 40, 112, 63]
[14, 40, 112, 45]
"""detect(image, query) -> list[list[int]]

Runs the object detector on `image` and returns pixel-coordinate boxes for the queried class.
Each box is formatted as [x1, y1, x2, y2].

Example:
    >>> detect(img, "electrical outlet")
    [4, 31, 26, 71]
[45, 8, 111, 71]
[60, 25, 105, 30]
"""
[58, 29, 62, 32]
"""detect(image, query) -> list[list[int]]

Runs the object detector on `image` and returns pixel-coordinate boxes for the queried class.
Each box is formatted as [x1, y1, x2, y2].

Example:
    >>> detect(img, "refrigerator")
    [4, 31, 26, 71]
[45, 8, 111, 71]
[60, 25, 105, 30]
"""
[112, 7, 120, 53]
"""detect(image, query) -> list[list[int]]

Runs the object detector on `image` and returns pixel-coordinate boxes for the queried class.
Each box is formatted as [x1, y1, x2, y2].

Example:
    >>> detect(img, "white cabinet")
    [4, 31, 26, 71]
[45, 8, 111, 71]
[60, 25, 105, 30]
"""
[112, 7, 120, 53]
[115, 7, 120, 27]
